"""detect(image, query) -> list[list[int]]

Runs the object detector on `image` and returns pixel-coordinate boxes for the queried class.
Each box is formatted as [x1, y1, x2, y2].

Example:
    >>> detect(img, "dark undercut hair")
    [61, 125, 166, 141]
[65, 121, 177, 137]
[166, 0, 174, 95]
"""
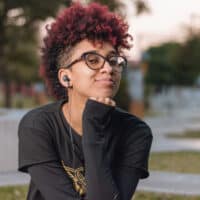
[40, 2, 133, 100]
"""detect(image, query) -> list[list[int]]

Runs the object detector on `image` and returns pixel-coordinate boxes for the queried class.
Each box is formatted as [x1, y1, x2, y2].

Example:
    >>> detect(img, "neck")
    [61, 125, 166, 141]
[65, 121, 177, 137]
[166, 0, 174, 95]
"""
[63, 92, 87, 136]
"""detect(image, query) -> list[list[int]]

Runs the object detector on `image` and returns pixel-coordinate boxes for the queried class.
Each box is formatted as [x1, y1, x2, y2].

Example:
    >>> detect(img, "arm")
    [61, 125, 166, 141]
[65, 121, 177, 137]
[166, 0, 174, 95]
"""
[82, 100, 152, 200]
[18, 122, 82, 200]
[27, 161, 82, 200]
[82, 100, 120, 200]
[114, 123, 153, 199]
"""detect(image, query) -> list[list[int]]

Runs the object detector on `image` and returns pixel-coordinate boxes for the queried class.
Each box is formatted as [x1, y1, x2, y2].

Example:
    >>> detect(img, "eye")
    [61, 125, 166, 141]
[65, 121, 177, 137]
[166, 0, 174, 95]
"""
[86, 53, 101, 64]
[109, 56, 118, 66]
[118, 57, 126, 68]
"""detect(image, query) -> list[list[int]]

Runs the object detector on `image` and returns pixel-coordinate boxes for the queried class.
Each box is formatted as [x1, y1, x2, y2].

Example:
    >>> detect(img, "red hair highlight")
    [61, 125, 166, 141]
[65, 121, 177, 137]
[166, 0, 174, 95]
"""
[41, 2, 132, 99]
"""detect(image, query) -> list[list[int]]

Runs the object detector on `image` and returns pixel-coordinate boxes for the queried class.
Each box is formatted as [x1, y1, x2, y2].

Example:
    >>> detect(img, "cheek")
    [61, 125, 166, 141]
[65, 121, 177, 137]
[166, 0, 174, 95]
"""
[72, 68, 96, 89]
[71, 66, 122, 98]
[114, 77, 121, 93]
[112, 74, 121, 94]
[115, 73, 121, 87]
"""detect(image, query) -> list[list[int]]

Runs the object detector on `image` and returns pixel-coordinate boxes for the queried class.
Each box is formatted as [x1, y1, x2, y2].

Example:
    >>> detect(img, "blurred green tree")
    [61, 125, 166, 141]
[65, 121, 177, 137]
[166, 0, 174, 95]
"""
[145, 33, 200, 89]
[174, 33, 200, 85]
[145, 42, 181, 89]
[0, 0, 72, 107]
[90, 0, 150, 15]
[0, 0, 149, 108]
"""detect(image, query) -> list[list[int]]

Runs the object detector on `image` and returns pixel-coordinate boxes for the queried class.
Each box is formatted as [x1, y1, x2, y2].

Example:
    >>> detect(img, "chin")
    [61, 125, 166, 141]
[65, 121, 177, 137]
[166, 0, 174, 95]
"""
[95, 89, 116, 98]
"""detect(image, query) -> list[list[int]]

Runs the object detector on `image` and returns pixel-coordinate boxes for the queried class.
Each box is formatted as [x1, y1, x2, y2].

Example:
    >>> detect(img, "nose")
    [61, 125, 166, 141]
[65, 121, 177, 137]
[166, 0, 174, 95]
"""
[100, 60, 113, 74]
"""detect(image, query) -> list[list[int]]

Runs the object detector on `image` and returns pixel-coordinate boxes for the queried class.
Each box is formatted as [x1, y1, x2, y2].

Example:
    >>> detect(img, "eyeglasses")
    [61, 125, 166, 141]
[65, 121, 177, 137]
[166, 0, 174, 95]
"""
[62, 51, 127, 72]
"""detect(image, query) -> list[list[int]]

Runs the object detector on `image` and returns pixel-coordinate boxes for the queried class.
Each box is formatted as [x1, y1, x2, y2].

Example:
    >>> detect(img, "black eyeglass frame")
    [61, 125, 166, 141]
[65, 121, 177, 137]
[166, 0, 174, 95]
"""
[61, 51, 127, 72]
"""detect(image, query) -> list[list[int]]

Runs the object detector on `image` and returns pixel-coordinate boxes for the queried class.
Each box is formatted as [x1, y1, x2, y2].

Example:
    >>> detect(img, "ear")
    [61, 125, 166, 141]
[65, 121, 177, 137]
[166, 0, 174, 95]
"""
[58, 68, 72, 88]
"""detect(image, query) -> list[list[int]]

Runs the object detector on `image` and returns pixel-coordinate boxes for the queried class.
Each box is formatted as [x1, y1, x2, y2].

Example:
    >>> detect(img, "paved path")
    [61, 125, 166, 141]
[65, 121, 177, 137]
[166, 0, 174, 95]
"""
[145, 110, 200, 152]
[0, 171, 30, 187]
[138, 171, 200, 196]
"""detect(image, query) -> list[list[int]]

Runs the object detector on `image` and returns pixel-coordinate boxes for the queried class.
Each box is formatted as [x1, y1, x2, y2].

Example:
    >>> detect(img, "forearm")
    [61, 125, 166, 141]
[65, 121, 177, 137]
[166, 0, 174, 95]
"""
[82, 99, 122, 200]
[82, 100, 146, 200]
[28, 161, 82, 200]
[83, 141, 120, 200]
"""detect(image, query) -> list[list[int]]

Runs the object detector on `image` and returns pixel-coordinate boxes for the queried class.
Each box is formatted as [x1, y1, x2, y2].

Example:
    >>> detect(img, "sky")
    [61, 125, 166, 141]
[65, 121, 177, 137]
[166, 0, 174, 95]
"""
[124, 0, 200, 60]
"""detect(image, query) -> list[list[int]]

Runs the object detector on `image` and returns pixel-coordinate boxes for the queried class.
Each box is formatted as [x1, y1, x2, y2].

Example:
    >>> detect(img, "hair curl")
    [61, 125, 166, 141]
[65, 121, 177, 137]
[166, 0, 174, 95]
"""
[40, 2, 132, 100]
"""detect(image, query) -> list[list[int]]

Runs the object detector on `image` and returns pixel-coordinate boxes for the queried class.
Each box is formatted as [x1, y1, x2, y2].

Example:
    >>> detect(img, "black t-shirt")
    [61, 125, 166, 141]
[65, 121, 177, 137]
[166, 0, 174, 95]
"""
[18, 99, 153, 200]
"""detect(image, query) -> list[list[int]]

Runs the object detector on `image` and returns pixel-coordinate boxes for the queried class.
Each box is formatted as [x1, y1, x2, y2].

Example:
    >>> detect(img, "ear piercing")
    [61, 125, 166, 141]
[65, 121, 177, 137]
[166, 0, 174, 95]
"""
[62, 76, 72, 88]
[63, 76, 70, 82]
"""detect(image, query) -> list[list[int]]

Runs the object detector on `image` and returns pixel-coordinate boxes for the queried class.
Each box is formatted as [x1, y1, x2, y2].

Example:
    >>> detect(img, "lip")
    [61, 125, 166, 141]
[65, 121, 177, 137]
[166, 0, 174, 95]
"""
[95, 78, 115, 86]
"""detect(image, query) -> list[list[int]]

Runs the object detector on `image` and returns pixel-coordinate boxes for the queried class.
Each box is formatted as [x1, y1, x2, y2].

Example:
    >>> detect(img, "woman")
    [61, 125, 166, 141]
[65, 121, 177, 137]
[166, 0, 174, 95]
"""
[18, 2, 153, 200]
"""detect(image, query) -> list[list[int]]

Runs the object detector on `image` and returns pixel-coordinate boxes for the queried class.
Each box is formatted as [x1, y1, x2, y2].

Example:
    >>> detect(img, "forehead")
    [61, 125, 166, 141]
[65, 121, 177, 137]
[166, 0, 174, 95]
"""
[72, 39, 116, 58]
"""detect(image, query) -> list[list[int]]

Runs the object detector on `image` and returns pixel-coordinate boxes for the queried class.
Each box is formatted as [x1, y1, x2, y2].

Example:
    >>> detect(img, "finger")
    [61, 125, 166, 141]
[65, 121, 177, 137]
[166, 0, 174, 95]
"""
[108, 99, 115, 106]
[111, 100, 116, 106]
[89, 97, 116, 106]
[105, 97, 111, 105]
[105, 98, 116, 106]
[89, 97, 97, 101]
[98, 97, 104, 103]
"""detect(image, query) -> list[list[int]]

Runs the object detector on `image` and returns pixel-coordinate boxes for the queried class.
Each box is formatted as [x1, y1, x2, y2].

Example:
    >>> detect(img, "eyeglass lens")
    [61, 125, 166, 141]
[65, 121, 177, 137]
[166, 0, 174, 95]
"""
[84, 53, 126, 71]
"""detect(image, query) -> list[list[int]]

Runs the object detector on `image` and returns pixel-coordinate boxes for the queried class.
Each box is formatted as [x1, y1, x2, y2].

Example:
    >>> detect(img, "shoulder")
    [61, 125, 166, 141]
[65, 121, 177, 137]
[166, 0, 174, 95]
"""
[18, 100, 64, 131]
[113, 107, 153, 140]
[113, 107, 150, 129]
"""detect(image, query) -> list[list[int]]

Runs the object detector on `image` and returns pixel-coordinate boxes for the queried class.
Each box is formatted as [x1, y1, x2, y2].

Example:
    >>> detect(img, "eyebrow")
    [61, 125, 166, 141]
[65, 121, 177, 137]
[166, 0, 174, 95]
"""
[108, 50, 118, 56]
[85, 50, 118, 57]
[107, 50, 118, 56]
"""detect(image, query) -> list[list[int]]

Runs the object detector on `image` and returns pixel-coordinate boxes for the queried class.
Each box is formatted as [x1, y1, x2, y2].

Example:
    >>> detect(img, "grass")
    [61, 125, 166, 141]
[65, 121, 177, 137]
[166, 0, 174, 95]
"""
[144, 109, 163, 117]
[0, 93, 55, 109]
[0, 185, 28, 200]
[0, 96, 37, 109]
[149, 151, 200, 173]
[167, 130, 200, 139]
[12, 96, 38, 109]
[0, 185, 199, 200]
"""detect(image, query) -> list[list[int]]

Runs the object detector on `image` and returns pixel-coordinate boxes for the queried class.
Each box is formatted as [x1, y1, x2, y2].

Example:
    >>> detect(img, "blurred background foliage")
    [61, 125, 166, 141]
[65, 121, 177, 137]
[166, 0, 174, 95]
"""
[0, 0, 149, 108]
[145, 30, 200, 89]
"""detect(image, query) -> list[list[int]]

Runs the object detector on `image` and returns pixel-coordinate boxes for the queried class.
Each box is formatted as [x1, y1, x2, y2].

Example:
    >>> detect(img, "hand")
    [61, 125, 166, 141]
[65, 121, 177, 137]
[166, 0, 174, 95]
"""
[89, 97, 116, 107]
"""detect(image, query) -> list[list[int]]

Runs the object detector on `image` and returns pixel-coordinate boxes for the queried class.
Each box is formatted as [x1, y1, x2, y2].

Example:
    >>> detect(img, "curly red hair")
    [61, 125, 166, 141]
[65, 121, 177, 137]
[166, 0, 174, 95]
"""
[40, 2, 132, 100]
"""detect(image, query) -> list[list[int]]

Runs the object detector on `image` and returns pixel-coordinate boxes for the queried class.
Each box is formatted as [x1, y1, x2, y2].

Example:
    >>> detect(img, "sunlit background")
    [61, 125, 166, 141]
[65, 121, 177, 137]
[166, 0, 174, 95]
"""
[0, 0, 200, 199]
[126, 0, 200, 58]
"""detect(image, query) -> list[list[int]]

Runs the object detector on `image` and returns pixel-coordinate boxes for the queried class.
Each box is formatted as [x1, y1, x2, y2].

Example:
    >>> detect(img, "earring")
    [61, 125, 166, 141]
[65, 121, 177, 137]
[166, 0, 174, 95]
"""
[62, 76, 72, 88]
[63, 76, 70, 82]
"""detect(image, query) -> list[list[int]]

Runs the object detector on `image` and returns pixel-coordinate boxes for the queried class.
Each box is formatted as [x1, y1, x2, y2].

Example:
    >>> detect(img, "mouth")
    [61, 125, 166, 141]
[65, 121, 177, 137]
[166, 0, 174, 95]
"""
[95, 78, 115, 86]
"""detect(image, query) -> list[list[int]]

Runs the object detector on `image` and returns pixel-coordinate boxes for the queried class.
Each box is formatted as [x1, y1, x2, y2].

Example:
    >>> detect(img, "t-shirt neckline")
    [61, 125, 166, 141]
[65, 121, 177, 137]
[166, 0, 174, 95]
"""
[58, 99, 82, 140]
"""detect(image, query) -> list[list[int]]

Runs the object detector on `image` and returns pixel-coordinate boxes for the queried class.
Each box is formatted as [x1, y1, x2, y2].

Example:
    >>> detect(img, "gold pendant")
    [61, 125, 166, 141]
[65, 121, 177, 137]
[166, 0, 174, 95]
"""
[61, 160, 86, 196]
